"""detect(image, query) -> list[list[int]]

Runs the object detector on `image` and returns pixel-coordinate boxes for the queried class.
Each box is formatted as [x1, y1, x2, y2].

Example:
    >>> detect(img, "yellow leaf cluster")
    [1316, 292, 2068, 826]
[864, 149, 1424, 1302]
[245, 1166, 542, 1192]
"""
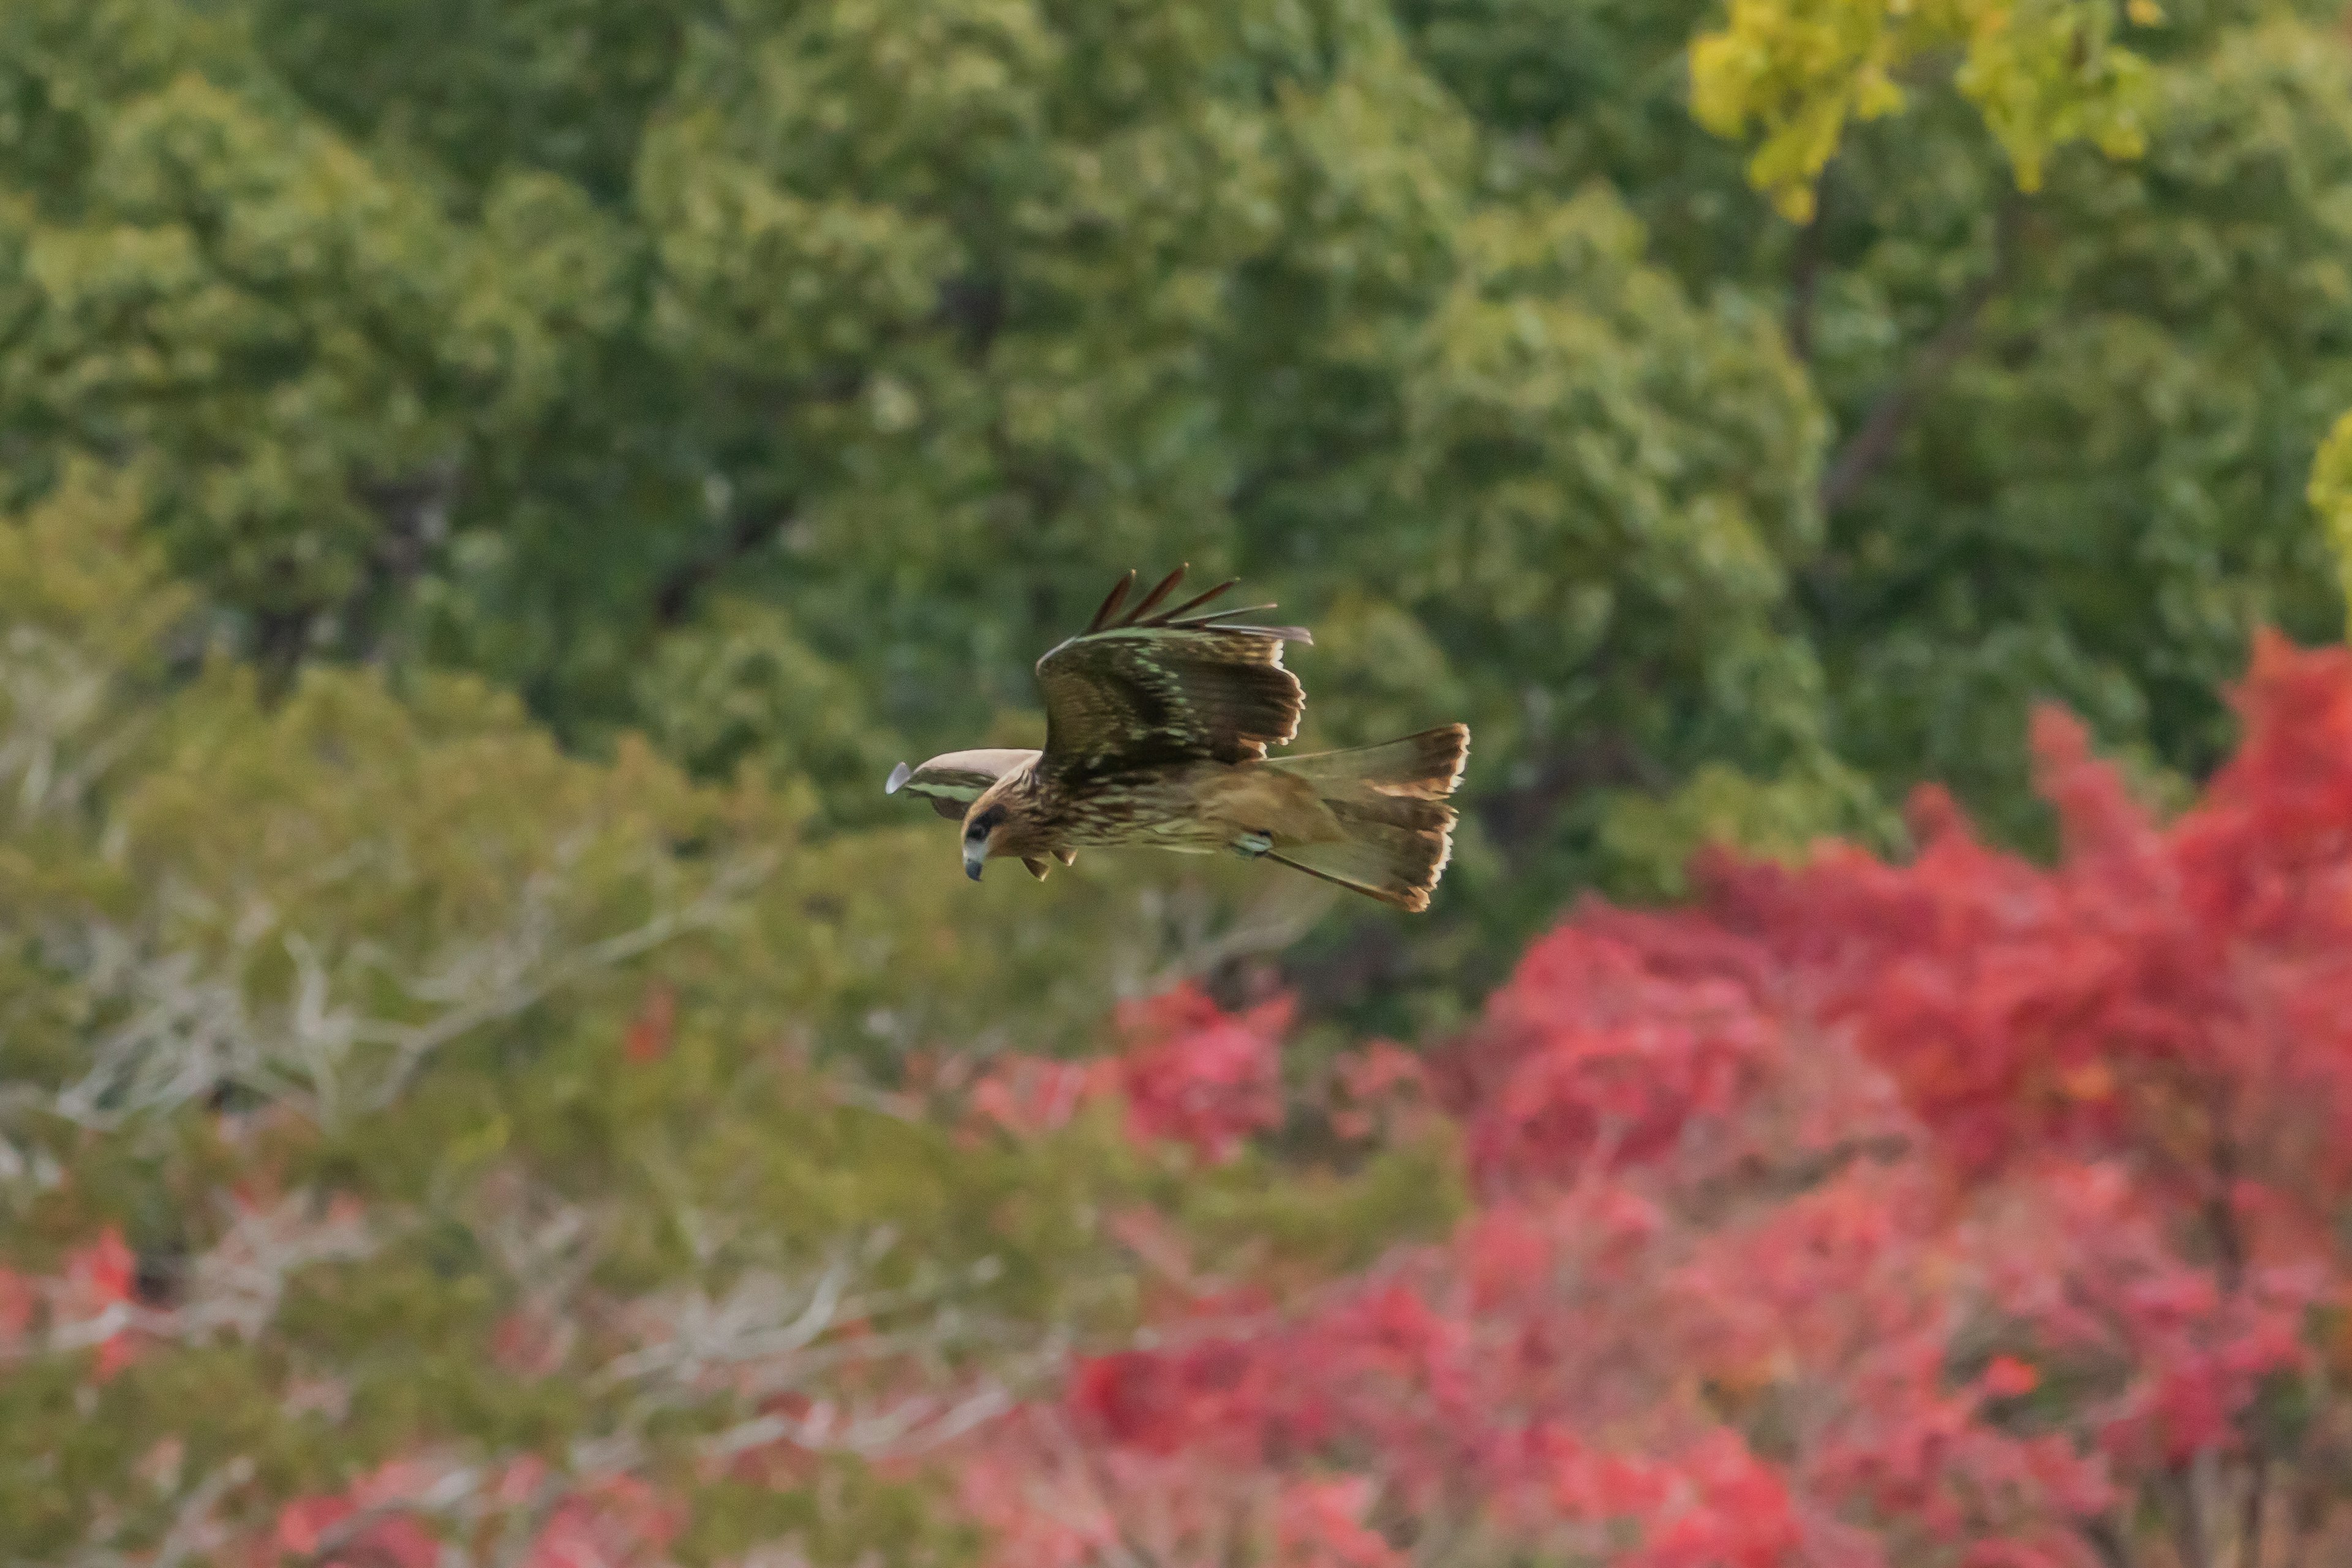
[2309, 410, 2352, 637]
[1691, 0, 2158, 220]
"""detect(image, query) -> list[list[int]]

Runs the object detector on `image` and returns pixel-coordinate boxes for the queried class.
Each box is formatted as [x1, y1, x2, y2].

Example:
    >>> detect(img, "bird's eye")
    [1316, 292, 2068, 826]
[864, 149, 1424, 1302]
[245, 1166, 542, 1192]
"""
[967, 807, 1005, 839]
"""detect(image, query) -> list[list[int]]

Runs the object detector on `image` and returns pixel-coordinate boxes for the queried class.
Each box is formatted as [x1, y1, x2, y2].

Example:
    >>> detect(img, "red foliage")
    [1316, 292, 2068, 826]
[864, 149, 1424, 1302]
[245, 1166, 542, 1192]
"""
[963, 983, 1292, 1158]
[960, 636, 2352, 1567]
[265, 1463, 676, 1568]
[968, 1052, 1106, 1137]
[273, 1479, 439, 1568]
[1700, 632, 2352, 1197]
[1327, 1041, 1429, 1143]
[1113, 984, 1291, 1162]
[520, 1474, 682, 1568]
[622, 981, 677, 1064]
[1273, 1477, 1403, 1568]
[57, 1227, 140, 1379]
[69, 1228, 135, 1302]
[1447, 921, 1782, 1189]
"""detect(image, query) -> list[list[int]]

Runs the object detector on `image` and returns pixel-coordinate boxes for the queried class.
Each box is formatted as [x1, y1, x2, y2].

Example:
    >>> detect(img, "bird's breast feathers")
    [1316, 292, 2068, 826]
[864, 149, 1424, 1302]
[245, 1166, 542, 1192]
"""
[1039, 762, 1337, 852]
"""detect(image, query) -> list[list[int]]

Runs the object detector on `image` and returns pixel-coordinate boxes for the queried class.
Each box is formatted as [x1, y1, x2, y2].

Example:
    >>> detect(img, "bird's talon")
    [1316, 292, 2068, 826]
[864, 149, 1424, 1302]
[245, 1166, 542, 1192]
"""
[1234, 830, 1273, 860]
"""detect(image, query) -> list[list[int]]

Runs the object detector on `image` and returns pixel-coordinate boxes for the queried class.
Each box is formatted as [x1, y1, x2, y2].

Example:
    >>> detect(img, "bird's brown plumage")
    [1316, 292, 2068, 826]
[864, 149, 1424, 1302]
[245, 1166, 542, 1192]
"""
[887, 568, 1469, 910]
[1035, 567, 1309, 775]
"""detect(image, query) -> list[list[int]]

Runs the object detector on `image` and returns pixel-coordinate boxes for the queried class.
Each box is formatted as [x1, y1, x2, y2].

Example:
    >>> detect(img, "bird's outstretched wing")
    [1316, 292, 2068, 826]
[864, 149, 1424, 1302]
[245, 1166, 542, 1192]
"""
[885, 748, 1039, 818]
[1034, 567, 1309, 780]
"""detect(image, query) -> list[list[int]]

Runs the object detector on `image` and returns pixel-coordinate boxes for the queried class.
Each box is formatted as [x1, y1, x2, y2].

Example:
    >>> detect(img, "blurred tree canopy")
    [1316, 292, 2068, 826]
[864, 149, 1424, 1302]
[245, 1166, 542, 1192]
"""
[7, 1, 2352, 1562]
[2, 0, 2347, 1012]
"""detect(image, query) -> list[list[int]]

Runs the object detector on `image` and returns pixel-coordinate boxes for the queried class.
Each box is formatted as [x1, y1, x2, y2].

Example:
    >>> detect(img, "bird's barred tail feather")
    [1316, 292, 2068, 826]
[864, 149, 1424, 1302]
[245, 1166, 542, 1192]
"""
[1266, 725, 1469, 912]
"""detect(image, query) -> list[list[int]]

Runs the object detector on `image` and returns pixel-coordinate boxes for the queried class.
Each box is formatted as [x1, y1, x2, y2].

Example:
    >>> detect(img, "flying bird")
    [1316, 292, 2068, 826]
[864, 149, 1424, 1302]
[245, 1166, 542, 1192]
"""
[886, 567, 1469, 911]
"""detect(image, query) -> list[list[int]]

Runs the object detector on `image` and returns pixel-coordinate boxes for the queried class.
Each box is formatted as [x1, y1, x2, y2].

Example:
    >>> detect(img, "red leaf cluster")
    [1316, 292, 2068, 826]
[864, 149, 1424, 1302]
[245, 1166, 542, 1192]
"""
[964, 982, 1290, 1159]
[1113, 984, 1291, 1162]
[267, 1461, 677, 1568]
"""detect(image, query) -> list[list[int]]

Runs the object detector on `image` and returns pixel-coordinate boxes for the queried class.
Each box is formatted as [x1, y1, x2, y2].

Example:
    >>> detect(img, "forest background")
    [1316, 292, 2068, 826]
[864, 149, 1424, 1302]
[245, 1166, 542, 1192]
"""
[7, 0, 2352, 1564]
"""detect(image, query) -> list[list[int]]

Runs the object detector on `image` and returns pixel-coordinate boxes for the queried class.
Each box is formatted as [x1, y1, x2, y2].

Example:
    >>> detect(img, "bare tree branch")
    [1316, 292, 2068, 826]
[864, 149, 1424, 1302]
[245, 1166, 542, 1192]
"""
[1818, 194, 2024, 515]
[149, 1458, 256, 1568]
[0, 625, 153, 823]
[363, 847, 772, 1112]
[2242, 1453, 2271, 1568]
[1, 845, 774, 1133]
[652, 497, 796, 628]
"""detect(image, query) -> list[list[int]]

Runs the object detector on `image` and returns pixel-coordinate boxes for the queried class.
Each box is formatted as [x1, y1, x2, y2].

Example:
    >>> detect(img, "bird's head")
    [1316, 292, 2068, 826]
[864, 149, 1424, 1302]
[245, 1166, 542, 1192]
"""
[960, 795, 1014, 882]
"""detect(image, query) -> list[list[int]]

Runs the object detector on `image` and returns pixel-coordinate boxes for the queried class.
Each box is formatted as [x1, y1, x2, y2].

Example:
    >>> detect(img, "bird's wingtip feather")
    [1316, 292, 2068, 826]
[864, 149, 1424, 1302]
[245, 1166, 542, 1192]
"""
[1128, 564, 1189, 623]
[1085, 570, 1139, 634]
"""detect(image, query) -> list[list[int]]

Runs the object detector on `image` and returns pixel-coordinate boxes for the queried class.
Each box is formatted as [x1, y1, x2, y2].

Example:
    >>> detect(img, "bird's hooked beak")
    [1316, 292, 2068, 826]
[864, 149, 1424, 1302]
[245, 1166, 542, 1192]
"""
[960, 804, 1005, 883]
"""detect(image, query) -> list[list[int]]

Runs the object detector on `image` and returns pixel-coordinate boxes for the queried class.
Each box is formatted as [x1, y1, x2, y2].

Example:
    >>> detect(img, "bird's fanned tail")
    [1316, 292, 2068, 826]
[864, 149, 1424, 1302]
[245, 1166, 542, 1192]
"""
[1265, 724, 1469, 911]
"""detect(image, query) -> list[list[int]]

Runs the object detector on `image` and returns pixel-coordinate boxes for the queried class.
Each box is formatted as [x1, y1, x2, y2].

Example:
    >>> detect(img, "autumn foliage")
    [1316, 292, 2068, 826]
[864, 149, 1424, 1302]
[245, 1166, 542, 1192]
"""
[10, 633, 2352, 1565]
[7, 0, 2352, 1556]
[954, 633, 2352, 1568]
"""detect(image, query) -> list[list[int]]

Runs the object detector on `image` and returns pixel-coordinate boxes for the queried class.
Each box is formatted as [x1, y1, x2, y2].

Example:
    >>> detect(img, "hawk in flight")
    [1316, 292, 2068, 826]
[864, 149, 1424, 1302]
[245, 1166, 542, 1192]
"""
[886, 568, 1469, 911]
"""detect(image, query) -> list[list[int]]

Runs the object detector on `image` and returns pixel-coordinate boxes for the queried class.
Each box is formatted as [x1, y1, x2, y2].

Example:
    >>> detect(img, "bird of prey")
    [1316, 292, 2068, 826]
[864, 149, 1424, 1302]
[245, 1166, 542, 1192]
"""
[886, 567, 1469, 911]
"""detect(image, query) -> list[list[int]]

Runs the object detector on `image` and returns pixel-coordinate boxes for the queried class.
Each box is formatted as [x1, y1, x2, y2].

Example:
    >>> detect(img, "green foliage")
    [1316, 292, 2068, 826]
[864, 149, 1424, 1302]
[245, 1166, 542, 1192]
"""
[1596, 755, 1894, 899]
[633, 598, 911, 823]
[1398, 0, 2352, 855]
[1176, 1134, 1471, 1274]
[1801, 16, 2352, 834]
[252, 0, 684, 202]
[0, 22, 622, 660]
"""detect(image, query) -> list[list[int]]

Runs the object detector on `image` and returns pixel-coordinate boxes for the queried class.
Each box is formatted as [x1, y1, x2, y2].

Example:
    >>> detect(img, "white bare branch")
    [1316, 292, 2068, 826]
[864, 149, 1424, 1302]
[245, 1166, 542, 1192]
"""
[2, 850, 772, 1133]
